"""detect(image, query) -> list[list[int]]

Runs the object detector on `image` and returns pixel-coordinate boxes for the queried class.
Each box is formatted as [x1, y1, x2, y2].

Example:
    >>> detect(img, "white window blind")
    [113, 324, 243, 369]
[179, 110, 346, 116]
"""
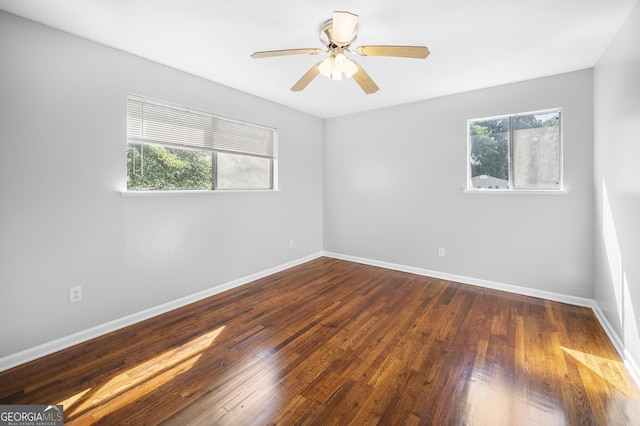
[127, 95, 276, 159]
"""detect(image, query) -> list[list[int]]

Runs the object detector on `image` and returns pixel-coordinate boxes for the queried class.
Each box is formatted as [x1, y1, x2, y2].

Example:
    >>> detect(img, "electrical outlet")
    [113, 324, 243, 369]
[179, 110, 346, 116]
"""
[289, 239, 295, 248]
[438, 248, 445, 258]
[69, 286, 82, 303]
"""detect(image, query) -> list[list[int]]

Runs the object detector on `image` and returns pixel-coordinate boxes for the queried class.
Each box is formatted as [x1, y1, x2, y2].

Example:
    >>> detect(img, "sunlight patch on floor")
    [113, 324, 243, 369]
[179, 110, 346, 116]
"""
[57, 325, 225, 418]
[56, 388, 91, 411]
[561, 346, 638, 398]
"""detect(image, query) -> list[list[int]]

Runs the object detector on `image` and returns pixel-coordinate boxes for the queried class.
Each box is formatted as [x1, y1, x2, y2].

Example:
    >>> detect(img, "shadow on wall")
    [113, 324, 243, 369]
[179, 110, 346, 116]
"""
[601, 180, 640, 365]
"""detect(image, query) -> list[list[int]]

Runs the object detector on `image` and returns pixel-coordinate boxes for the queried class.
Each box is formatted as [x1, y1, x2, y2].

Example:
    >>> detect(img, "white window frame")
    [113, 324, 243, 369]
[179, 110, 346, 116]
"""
[126, 95, 278, 192]
[466, 108, 564, 193]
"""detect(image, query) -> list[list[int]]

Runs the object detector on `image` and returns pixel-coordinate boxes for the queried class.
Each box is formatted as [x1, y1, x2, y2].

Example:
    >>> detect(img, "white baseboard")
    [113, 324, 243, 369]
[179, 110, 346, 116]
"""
[590, 303, 640, 387]
[323, 252, 594, 306]
[0, 252, 323, 373]
[323, 251, 640, 387]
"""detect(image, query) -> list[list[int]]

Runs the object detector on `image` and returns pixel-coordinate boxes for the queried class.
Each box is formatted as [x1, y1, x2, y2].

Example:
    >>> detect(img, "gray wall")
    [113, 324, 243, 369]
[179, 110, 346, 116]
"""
[593, 1, 640, 373]
[0, 11, 323, 358]
[324, 70, 594, 298]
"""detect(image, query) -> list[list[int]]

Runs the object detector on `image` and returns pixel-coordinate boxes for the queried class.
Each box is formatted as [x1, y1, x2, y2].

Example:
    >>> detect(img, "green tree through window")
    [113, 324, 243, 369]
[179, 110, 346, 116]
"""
[127, 144, 212, 190]
[469, 120, 509, 181]
[468, 109, 561, 190]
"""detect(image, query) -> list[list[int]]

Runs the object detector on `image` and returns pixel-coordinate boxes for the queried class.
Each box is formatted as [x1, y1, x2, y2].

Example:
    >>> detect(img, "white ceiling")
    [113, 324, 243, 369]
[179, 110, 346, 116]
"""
[0, 0, 636, 118]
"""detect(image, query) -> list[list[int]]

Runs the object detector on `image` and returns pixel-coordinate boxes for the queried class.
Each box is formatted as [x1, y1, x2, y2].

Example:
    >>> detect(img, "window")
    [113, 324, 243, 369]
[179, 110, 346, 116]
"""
[126, 95, 277, 191]
[467, 109, 562, 191]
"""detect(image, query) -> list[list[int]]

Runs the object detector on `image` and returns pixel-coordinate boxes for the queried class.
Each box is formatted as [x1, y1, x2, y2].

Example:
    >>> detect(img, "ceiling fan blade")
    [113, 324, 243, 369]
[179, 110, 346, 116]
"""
[251, 48, 324, 59]
[333, 11, 359, 45]
[356, 45, 430, 59]
[291, 61, 323, 92]
[351, 61, 379, 94]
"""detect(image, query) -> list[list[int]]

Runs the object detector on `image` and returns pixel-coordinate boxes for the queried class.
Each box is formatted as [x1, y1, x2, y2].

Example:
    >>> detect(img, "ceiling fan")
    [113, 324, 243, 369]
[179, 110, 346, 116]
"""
[251, 11, 430, 94]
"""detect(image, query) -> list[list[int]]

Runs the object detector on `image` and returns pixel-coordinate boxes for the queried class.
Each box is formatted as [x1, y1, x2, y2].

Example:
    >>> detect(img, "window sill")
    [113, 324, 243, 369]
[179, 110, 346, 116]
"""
[120, 189, 281, 197]
[462, 188, 569, 195]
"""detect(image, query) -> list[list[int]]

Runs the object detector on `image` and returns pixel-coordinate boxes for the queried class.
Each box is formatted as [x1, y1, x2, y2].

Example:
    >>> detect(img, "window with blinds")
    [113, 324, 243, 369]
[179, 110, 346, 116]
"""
[126, 95, 277, 191]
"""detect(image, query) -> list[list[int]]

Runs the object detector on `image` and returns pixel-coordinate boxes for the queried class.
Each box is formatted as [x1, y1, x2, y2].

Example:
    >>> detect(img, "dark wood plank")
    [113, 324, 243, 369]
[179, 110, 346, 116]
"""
[1, 257, 639, 425]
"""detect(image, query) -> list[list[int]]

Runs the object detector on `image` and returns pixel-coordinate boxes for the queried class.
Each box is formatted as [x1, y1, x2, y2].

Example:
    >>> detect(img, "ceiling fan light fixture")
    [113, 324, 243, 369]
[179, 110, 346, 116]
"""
[344, 60, 359, 78]
[319, 53, 357, 81]
[319, 56, 333, 78]
[333, 53, 349, 72]
[335, 53, 358, 79]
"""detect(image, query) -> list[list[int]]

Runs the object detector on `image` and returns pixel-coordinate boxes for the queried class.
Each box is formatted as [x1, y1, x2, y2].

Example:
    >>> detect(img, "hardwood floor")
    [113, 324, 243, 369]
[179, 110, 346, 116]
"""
[1, 257, 639, 425]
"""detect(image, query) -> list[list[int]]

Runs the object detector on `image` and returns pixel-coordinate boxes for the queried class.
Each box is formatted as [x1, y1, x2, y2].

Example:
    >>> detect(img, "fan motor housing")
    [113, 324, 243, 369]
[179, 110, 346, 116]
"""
[319, 19, 358, 48]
